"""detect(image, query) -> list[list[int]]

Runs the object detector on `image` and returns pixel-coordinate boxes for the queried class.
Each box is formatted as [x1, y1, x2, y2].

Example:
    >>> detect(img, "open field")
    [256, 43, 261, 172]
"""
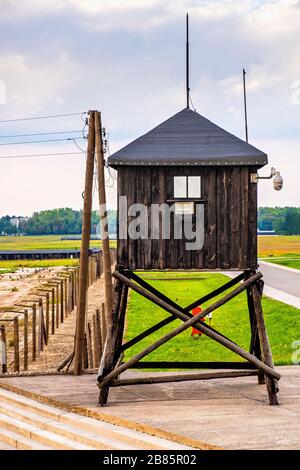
[125, 272, 300, 366]
[0, 235, 116, 251]
[0, 258, 79, 270]
[0, 235, 116, 271]
[258, 235, 300, 257]
[258, 235, 300, 270]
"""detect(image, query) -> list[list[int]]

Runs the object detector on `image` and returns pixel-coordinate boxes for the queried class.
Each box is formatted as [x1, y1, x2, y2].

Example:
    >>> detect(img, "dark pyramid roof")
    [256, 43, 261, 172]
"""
[108, 108, 268, 167]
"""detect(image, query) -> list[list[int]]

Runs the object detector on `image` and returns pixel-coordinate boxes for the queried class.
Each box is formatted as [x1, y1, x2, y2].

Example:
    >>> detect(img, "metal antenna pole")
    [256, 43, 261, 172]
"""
[243, 68, 249, 142]
[186, 13, 190, 109]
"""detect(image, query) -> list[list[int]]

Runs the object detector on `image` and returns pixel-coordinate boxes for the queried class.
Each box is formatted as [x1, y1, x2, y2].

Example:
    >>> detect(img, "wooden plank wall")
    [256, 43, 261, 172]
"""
[117, 166, 258, 271]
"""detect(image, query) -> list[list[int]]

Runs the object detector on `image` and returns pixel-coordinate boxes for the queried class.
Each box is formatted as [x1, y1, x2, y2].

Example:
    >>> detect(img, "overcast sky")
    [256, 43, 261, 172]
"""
[0, 0, 299, 216]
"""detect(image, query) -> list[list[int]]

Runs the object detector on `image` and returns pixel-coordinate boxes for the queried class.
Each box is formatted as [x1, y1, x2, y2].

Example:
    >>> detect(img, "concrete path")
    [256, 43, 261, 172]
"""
[258, 261, 300, 309]
[259, 261, 300, 297]
[1, 367, 299, 450]
[224, 262, 300, 309]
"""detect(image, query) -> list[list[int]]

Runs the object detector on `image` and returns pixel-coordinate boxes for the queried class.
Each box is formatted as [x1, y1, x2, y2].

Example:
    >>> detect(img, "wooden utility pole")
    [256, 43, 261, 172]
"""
[74, 110, 96, 375]
[95, 111, 113, 326]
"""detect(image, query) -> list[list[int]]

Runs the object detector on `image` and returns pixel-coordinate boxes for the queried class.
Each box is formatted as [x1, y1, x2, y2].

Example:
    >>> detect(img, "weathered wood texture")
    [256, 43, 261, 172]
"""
[117, 166, 257, 270]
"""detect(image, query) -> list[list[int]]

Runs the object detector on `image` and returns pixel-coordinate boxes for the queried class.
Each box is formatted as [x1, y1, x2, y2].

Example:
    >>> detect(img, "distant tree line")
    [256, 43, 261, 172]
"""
[258, 207, 300, 235]
[0, 208, 117, 236]
[1, 206, 300, 236]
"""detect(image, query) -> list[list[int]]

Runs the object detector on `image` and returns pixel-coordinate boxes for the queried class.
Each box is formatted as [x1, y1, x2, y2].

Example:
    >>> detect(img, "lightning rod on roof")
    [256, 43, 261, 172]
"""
[186, 13, 190, 109]
[243, 68, 249, 142]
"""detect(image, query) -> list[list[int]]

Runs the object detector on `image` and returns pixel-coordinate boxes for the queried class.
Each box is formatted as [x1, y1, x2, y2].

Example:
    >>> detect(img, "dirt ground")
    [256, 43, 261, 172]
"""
[0, 267, 64, 312]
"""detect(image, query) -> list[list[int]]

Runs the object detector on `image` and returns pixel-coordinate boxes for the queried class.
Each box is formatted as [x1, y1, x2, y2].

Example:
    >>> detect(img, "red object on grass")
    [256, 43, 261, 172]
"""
[191, 306, 205, 336]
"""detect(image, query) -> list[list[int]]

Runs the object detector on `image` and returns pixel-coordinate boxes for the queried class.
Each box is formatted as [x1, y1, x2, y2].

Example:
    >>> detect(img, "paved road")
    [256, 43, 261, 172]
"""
[259, 261, 300, 298]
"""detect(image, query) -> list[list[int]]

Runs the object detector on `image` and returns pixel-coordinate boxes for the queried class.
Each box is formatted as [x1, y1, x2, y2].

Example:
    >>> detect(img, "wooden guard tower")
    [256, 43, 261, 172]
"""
[97, 107, 280, 406]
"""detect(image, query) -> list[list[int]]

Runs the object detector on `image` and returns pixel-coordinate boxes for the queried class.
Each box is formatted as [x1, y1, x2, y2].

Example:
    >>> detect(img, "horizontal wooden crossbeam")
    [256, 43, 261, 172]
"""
[127, 361, 257, 370]
[110, 370, 259, 387]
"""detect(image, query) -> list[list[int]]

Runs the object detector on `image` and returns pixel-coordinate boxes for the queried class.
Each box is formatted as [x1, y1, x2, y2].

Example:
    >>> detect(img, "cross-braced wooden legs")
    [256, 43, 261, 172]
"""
[97, 268, 280, 406]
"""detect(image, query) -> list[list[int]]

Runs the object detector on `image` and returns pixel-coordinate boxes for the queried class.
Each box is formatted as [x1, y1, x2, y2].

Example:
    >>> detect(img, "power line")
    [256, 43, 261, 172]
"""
[0, 137, 86, 146]
[0, 151, 84, 160]
[0, 130, 83, 139]
[0, 112, 87, 123]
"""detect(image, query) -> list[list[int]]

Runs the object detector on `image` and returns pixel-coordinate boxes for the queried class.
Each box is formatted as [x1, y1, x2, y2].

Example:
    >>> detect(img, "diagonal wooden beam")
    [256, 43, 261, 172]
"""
[98, 271, 280, 388]
[184, 272, 245, 312]
[123, 271, 240, 352]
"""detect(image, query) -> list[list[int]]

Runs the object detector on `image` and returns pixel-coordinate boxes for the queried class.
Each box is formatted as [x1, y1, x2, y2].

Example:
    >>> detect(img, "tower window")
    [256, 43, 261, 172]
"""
[174, 176, 201, 198]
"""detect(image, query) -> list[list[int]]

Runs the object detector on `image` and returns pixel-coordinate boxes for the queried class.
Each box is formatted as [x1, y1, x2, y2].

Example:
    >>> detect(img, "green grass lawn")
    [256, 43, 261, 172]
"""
[262, 257, 300, 270]
[125, 272, 300, 367]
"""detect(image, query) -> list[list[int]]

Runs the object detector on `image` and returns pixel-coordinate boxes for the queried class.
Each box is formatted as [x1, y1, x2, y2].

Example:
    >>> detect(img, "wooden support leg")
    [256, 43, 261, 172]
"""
[251, 280, 279, 405]
[245, 271, 265, 385]
[98, 271, 129, 405]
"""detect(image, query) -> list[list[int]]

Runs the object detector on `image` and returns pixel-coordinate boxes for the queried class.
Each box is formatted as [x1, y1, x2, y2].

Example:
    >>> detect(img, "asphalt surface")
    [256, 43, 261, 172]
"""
[258, 261, 300, 298]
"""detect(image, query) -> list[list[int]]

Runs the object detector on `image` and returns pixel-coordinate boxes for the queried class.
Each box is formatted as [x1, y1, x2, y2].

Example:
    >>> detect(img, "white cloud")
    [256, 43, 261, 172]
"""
[0, 51, 83, 117]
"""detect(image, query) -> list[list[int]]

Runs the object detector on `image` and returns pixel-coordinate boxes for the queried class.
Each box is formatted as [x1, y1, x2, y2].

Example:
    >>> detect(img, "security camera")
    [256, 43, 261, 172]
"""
[256, 166, 283, 191]
[273, 173, 283, 191]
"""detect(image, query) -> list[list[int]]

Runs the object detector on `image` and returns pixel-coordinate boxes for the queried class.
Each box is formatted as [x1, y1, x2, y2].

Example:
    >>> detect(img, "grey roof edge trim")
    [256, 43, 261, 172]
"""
[109, 159, 267, 167]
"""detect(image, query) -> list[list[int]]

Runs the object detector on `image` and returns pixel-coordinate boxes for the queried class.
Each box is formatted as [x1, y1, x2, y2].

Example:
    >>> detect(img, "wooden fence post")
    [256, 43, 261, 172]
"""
[93, 313, 100, 367]
[23, 310, 28, 371]
[60, 280, 64, 323]
[51, 288, 55, 335]
[38, 298, 44, 353]
[87, 322, 94, 369]
[45, 293, 50, 343]
[96, 309, 103, 362]
[32, 303, 37, 361]
[64, 277, 68, 316]
[0, 325, 7, 373]
[13, 317, 20, 373]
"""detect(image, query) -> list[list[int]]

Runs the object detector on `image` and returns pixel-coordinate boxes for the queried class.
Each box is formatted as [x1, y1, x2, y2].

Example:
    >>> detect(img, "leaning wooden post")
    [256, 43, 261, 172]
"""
[74, 110, 96, 375]
[13, 317, 20, 373]
[95, 111, 113, 328]
[0, 325, 7, 373]
[251, 280, 279, 405]
[98, 275, 128, 405]
[23, 309, 29, 371]
[245, 270, 265, 385]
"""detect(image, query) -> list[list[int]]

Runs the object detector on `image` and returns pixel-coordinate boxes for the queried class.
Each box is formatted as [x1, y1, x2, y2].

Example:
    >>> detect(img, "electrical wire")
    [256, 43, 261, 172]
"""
[0, 151, 84, 160]
[189, 94, 196, 112]
[0, 112, 87, 123]
[0, 137, 86, 146]
[0, 130, 83, 139]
